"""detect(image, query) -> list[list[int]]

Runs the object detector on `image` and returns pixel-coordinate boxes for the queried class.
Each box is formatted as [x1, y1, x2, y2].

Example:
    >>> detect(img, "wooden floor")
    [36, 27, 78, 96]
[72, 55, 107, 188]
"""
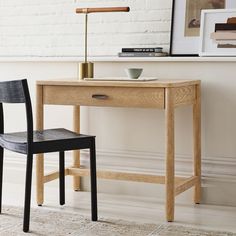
[2, 182, 236, 234]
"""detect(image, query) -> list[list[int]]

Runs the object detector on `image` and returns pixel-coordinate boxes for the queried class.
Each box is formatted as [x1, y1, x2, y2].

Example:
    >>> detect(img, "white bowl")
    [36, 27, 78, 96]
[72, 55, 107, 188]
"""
[125, 68, 143, 79]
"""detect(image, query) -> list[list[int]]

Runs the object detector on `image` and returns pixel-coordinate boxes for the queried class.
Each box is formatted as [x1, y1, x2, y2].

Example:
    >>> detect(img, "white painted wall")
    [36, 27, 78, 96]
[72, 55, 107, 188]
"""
[0, 0, 172, 56]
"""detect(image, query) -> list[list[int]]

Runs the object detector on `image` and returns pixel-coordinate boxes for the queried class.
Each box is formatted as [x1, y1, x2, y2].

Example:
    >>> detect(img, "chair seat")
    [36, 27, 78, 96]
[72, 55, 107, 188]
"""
[0, 128, 94, 154]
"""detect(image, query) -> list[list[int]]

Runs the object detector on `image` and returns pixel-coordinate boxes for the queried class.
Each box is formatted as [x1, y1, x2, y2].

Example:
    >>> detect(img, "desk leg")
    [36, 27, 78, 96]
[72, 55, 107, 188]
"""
[165, 88, 175, 222]
[36, 85, 44, 206]
[193, 84, 201, 204]
[73, 106, 81, 191]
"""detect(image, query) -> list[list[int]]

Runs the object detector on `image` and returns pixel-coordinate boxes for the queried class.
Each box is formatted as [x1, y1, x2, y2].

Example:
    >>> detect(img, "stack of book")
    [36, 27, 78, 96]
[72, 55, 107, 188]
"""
[210, 17, 236, 48]
[118, 47, 168, 57]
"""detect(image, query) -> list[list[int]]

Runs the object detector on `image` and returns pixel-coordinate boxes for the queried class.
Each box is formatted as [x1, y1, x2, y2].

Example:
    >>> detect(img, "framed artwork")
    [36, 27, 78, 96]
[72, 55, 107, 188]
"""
[200, 9, 236, 56]
[169, 0, 236, 56]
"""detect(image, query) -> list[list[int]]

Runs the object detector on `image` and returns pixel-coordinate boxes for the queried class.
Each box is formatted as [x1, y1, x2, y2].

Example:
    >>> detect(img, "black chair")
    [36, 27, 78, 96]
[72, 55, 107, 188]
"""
[0, 79, 97, 232]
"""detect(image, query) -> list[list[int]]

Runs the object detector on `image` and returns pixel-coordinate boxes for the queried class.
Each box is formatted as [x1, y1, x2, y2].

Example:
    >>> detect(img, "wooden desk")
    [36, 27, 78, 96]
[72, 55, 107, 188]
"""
[36, 79, 201, 222]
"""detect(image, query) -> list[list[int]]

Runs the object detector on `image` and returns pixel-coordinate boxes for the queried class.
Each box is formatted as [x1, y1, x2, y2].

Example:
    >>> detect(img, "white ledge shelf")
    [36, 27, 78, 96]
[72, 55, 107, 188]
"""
[0, 56, 236, 62]
[88, 56, 236, 62]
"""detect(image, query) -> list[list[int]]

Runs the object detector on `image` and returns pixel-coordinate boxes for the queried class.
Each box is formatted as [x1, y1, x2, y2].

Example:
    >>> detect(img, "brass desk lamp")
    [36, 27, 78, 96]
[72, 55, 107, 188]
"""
[76, 7, 130, 80]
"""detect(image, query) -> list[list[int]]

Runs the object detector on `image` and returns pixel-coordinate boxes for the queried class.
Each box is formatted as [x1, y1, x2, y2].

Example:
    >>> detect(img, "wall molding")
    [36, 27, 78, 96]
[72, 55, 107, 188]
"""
[4, 148, 236, 183]
[4, 149, 236, 205]
[80, 148, 236, 183]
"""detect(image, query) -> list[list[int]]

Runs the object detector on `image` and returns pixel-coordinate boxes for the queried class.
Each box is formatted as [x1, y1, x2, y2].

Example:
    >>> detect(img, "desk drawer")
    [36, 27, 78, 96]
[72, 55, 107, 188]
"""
[43, 85, 165, 108]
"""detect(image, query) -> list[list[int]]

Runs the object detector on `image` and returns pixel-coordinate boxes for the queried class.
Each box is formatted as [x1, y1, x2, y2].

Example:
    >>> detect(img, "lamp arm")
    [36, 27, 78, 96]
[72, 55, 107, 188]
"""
[76, 7, 130, 14]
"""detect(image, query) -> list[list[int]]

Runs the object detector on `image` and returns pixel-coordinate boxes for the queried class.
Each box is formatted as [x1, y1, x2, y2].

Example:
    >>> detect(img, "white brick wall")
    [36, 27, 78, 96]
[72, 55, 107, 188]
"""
[0, 0, 172, 57]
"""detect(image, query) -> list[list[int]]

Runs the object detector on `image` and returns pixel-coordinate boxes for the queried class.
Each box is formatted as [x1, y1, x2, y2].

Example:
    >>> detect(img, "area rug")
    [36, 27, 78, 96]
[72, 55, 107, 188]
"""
[0, 206, 236, 236]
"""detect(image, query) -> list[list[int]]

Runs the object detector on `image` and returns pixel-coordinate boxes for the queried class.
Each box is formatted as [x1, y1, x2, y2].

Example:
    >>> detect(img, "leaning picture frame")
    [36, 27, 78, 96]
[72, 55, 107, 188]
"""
[199, 9, 236, 56]
[169, 0, 236, 56]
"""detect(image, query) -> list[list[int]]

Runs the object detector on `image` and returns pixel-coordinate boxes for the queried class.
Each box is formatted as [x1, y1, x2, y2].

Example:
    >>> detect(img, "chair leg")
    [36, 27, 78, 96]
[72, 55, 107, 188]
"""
[23, 153, 33, 233]
[0, 147, 4, 214]
[90, 138, 97, 221]
[59, 151, 65, 206]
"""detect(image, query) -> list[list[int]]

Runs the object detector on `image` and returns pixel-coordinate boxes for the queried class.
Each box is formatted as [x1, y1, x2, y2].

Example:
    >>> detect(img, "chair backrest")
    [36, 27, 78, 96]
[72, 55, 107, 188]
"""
[0, 79, 33, 151]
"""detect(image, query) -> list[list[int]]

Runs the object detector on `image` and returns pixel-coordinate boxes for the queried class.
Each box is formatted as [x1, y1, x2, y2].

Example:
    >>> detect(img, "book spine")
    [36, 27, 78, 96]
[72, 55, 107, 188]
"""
[210, 32, 236, 40]
[227, 17, 236, 24]
[215, 40, 236, 44]
[215, 23, 236, 31]
[217, 44, 236, 48]
[122, 48, 162, 53]
[118, 52, 167, 57]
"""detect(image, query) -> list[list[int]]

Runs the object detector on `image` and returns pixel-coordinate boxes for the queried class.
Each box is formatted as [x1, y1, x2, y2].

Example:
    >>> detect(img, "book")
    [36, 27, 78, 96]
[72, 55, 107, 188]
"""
[122, 47, 163, 53]
[215, 23, 236, 31]
[118, 52, 168, 57]
[227, 17, 236, 24]
[215, 40, 236, 44]
[210, 32, 236, 40]
[217, 44, 236, 48]
[215, 30, 236, 33]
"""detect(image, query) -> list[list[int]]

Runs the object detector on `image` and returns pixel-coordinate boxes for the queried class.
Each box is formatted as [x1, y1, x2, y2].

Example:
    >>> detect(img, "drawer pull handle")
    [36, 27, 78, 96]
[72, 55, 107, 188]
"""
[92, 94, 109, 100]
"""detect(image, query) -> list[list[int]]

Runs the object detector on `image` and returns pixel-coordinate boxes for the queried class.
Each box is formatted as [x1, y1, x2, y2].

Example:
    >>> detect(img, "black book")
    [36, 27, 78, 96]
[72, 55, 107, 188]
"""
[215, 23, 236, 32]
[122, 47, 163, 53]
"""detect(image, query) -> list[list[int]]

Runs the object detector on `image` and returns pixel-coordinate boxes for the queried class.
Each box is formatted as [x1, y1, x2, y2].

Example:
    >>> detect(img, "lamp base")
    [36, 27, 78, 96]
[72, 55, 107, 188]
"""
[78, 62, 94, 80]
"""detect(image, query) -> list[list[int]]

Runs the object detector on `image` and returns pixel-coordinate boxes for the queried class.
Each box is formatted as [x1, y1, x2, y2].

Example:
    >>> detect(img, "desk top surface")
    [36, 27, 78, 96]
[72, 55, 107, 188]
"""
[37, 78, 200, 88]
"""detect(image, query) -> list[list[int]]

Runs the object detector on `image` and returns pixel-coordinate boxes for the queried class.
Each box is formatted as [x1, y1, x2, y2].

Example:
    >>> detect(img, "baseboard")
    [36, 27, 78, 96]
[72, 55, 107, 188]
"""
[81, 148, 236, 206]
[3, 149, 236, 206]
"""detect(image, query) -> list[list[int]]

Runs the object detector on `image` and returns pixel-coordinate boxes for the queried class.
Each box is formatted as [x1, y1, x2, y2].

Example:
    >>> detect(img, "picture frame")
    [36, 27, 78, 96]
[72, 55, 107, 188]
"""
[199, 9, 236, 56]
[169, 0, 236, 56]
